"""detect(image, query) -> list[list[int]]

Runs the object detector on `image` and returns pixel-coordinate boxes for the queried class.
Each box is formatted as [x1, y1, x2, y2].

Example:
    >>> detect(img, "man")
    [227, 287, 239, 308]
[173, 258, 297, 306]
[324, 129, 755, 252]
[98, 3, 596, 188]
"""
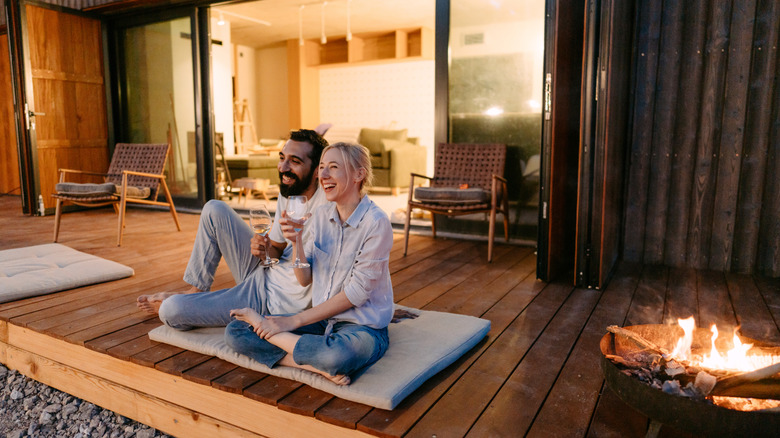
[136, 129, 329, 329]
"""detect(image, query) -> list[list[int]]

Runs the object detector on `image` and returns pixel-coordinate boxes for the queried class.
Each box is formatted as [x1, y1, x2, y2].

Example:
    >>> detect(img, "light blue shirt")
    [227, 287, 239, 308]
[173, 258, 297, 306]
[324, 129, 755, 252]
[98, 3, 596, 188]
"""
[304, 195, 394, 329]
[264, 187, 328, 315]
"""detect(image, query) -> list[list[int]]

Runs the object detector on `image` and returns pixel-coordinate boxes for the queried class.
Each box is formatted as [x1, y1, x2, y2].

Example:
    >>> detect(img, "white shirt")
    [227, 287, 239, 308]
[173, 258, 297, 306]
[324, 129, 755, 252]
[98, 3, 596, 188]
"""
[264, 186, 327, 315]
[303, 195, 394, 329]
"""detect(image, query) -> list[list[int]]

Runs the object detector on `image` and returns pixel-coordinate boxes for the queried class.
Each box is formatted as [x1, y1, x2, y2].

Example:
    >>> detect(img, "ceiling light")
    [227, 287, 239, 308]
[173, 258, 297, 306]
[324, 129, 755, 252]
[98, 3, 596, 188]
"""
[299, 5, 305, 46]
[213, 9, 271, 27]
[346, 0, 352, 41]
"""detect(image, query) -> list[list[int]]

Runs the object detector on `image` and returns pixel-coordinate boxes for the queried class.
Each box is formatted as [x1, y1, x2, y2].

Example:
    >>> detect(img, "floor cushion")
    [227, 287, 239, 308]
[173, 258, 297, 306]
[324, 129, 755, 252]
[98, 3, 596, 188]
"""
[0, 244, 134, 304]
[148, 305, 490, 410]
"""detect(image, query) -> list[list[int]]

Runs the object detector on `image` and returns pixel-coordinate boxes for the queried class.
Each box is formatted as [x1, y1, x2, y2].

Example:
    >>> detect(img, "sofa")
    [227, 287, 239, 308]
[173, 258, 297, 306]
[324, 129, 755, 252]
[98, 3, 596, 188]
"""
[224, 154, 281, 184]
[325, 126, 427, 195]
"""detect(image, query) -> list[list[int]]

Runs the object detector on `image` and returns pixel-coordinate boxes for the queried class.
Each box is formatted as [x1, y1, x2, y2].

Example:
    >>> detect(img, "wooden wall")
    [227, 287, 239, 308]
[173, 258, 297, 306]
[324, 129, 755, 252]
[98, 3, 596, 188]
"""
[0, 31, 21, 196]
[623, 0, 780, 276]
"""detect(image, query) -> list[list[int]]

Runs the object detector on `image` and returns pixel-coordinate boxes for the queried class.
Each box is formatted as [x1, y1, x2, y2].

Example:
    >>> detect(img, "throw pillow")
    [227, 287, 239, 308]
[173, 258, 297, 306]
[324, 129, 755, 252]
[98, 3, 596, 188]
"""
[55, 182, 116, 197]
[414, 187, 490, 205]
[358, 128, 408, 156]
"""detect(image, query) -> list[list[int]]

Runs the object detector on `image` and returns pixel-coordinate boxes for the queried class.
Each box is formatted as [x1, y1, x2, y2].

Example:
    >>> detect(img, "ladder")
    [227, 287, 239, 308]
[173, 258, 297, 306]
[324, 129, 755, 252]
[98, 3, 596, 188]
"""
[233, 99, 257, 154]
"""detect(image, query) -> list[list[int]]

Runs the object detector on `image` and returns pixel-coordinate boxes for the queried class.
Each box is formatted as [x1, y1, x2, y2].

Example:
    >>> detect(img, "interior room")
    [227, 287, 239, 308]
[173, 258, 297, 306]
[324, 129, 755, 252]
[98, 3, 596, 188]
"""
[205, 0, 544, 243]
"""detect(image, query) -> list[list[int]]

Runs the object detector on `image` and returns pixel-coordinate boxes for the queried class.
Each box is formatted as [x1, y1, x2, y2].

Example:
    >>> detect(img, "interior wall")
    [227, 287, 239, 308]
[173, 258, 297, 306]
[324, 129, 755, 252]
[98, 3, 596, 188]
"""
[234, 43, 258, 150]
[211, 18, 233, 155]
[319, 60, 435, 173]
[0, 31, 21, 196]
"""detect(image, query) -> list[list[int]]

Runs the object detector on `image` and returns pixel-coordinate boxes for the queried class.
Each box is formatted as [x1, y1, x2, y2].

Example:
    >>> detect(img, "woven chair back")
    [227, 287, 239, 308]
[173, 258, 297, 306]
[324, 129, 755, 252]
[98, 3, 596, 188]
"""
[432, 143, 506, 189]
[106, 143, 169, 199]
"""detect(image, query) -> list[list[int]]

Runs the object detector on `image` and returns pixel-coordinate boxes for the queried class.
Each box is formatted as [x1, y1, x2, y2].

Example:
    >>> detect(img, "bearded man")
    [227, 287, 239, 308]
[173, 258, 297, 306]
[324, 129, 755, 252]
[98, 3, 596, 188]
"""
[136, 129, 329, 329]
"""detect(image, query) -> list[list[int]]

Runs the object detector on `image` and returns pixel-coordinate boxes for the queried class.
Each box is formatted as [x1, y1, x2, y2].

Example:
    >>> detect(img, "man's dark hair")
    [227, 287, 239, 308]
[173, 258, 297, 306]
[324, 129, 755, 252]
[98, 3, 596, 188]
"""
[289, 129, 328, 170]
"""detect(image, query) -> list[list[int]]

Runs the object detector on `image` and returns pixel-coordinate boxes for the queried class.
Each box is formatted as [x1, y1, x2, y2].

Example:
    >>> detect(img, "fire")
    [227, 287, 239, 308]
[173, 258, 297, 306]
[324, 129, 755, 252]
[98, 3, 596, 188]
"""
[670, 316, 779, 372]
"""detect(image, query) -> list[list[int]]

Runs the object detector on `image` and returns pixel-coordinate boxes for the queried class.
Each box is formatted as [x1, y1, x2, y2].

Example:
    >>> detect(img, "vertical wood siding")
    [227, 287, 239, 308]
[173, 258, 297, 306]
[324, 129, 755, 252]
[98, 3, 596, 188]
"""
[625, 0, 780, 276]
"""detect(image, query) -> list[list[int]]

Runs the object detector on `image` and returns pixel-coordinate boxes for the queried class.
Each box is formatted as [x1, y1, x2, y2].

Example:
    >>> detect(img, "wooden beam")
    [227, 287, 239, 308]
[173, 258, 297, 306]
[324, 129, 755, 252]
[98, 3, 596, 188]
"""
[5, 324, 371, 438]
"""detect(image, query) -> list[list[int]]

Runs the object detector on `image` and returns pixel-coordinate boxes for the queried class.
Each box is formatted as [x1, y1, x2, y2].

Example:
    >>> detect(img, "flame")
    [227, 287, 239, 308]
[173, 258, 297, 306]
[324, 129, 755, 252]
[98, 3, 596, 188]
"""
[671, 317, 779, 372]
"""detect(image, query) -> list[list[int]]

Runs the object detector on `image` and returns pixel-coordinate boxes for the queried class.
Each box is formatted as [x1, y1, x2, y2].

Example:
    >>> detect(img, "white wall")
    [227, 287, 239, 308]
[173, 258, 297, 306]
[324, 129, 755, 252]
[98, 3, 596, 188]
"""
[235, 44, 258, 151]
[211, 18, 234, 155]
[319, 60, 436, 174]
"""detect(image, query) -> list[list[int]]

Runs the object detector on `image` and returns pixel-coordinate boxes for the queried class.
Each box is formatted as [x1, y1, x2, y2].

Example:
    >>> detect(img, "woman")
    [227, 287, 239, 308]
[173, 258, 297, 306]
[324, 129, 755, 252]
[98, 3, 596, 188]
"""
[226, 142, 394, 385]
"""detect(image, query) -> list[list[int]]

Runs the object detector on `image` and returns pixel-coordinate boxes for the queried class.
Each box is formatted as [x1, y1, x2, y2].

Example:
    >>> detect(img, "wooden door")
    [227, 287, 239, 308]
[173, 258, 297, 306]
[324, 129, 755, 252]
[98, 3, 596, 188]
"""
[574, 0, 633, 288]
[14, 3, 108, 213]
[0, 31, 21, 196]
[537, 0, 585, 282]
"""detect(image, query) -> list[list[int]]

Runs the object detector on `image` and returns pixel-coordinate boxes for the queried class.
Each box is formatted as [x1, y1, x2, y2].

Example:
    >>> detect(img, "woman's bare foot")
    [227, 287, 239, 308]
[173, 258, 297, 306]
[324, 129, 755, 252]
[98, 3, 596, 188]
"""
[277, 355, 351, 386]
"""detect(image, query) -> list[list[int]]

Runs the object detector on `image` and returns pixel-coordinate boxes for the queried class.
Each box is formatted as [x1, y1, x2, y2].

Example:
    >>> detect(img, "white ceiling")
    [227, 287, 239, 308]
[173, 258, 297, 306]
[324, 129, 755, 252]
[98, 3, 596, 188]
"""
[213, 0, 545, 49]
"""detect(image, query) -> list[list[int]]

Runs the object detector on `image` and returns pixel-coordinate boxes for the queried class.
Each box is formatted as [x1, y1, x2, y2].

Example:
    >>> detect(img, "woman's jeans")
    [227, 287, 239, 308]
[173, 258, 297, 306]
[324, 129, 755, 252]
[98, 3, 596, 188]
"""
[225, 319, 389, 377]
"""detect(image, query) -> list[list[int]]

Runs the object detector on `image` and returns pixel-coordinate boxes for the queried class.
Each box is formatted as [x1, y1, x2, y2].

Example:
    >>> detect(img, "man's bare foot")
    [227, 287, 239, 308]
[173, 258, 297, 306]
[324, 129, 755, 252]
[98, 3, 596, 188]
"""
[136, 291, 176, 314]
[137, 286, 202, 314]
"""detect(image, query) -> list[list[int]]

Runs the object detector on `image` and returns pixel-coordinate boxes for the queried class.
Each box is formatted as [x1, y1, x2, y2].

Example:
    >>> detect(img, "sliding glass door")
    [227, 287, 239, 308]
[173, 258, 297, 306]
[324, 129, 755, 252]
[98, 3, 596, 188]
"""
[112, 8, 214, 209]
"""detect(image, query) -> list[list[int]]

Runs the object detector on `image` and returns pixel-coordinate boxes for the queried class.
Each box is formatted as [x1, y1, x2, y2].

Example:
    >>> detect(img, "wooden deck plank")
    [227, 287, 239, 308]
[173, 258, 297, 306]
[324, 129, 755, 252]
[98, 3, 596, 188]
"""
[404, 282, 574, 437]
[212, 368, 268, 394]
[726, 272, 780, 343]
[356, 272, 550, 437]
[527, 262, 642, 438]
[2, 197, 778, 438]
[277, 386, 334, 416]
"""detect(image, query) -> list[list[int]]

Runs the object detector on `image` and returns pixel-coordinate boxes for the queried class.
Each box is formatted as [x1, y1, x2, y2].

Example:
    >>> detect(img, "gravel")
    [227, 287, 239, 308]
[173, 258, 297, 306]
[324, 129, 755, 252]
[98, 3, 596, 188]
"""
[0, 364, 173, 438]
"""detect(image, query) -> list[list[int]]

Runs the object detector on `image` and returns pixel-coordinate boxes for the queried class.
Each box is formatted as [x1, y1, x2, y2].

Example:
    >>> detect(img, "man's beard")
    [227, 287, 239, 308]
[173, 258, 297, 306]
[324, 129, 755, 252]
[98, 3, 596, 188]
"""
[279, 169, 315, 197]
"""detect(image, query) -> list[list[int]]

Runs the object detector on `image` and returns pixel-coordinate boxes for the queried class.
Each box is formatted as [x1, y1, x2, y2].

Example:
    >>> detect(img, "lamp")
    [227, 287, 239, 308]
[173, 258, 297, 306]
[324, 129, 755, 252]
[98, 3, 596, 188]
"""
[320, 2, 328, 44]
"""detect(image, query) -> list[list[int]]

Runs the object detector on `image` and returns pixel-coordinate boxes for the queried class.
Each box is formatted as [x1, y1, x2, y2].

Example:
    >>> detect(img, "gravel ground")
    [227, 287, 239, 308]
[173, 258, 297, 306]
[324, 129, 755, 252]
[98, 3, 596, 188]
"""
[0, 364, 173, 438]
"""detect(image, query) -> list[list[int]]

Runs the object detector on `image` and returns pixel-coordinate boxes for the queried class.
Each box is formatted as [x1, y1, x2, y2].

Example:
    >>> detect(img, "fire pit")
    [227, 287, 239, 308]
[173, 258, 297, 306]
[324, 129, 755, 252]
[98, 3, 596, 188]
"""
[600, 323, 780, 437]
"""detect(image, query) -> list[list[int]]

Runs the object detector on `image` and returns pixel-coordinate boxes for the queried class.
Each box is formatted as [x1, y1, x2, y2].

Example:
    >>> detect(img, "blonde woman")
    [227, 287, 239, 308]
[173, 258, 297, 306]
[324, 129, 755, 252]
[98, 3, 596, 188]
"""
[227, 142, 393, 385]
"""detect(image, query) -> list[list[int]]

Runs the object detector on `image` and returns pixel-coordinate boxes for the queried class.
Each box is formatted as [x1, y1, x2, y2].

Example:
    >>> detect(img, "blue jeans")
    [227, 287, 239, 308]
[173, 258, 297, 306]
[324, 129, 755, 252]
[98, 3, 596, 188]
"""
[158, 200, 266, 330]
[225, 319, 389, 377]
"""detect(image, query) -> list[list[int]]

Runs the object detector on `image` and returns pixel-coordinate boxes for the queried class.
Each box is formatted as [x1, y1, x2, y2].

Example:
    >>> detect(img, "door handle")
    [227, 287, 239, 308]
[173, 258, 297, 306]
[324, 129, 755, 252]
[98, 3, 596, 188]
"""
[24, 103, 45, 130]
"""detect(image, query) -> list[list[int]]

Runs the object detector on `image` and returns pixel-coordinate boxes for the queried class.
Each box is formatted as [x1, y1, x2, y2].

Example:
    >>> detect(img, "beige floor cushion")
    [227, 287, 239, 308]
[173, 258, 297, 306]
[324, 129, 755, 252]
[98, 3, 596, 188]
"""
[149, 305, 490, 409]
[0, 244, 134, 303]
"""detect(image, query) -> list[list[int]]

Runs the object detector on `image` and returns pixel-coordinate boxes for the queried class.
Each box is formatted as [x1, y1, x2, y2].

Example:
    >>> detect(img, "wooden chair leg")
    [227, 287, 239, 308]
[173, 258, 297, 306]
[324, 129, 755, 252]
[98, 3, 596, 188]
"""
[430, 213, 437, 239]
[403, 205, 413, 257]
[117, 181, 128, 247]
[53, 198, 63, 242]
[488, 208, 497, 263]
[159, 179, 181, 231]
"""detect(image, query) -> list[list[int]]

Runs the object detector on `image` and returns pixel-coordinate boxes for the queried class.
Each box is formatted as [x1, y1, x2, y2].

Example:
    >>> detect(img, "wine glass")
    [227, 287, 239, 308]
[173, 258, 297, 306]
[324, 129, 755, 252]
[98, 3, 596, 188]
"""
[249, 205, 278, 267]
[286, 195, 310, 268]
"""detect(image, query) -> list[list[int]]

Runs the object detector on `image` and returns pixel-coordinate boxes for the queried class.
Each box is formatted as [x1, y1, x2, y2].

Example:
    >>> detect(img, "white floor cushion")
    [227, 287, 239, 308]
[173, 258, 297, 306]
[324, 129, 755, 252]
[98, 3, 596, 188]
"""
[0, 244, 134, 303]
[148, 305, 490, 409]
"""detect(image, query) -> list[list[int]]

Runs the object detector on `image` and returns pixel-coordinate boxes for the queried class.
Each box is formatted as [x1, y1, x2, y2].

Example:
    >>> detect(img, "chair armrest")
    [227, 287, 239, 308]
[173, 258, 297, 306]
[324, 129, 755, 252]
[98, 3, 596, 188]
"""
[121, 170, 167, 179]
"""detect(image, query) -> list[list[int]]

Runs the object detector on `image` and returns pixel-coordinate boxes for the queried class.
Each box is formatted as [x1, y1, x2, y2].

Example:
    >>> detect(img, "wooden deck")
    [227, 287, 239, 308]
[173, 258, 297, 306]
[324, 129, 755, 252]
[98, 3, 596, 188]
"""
[1, 195, 778, 437]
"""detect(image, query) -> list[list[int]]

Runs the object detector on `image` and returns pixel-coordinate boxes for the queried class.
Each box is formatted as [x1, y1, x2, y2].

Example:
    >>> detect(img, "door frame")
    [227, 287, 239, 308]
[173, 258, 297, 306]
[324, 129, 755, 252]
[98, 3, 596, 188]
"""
[106, 6, 216, 209]
[537, 0, 586, 282]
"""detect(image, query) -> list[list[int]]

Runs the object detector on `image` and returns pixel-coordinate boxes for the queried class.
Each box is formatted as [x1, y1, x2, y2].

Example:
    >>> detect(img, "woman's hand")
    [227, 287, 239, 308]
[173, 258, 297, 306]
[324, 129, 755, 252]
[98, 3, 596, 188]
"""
[230, 307, 264, 331]
[280, 211, 308, 243]
[253, 315, 299, 339]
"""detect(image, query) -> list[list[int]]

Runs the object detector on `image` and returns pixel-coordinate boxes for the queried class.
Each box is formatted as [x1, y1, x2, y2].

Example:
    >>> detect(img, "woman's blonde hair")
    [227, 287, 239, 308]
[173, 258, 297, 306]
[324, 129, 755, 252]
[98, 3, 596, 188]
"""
[321, 142, 374, 195]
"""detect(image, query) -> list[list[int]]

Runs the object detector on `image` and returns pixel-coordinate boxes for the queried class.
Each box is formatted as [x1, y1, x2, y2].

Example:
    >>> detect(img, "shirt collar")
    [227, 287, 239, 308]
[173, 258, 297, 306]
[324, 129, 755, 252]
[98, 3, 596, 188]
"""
[328, 195, 371, 228]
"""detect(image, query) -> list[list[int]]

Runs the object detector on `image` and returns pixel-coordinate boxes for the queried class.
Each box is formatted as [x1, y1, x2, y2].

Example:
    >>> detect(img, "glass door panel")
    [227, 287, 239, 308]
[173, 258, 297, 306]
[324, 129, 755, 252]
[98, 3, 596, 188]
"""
[120, 16, 198, 201]
[448, 1, 545, 241]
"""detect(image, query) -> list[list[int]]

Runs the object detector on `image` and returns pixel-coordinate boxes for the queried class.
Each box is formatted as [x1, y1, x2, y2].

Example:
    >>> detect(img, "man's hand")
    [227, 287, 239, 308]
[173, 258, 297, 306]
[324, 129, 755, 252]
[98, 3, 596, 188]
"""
[250, 233, 269, 258]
